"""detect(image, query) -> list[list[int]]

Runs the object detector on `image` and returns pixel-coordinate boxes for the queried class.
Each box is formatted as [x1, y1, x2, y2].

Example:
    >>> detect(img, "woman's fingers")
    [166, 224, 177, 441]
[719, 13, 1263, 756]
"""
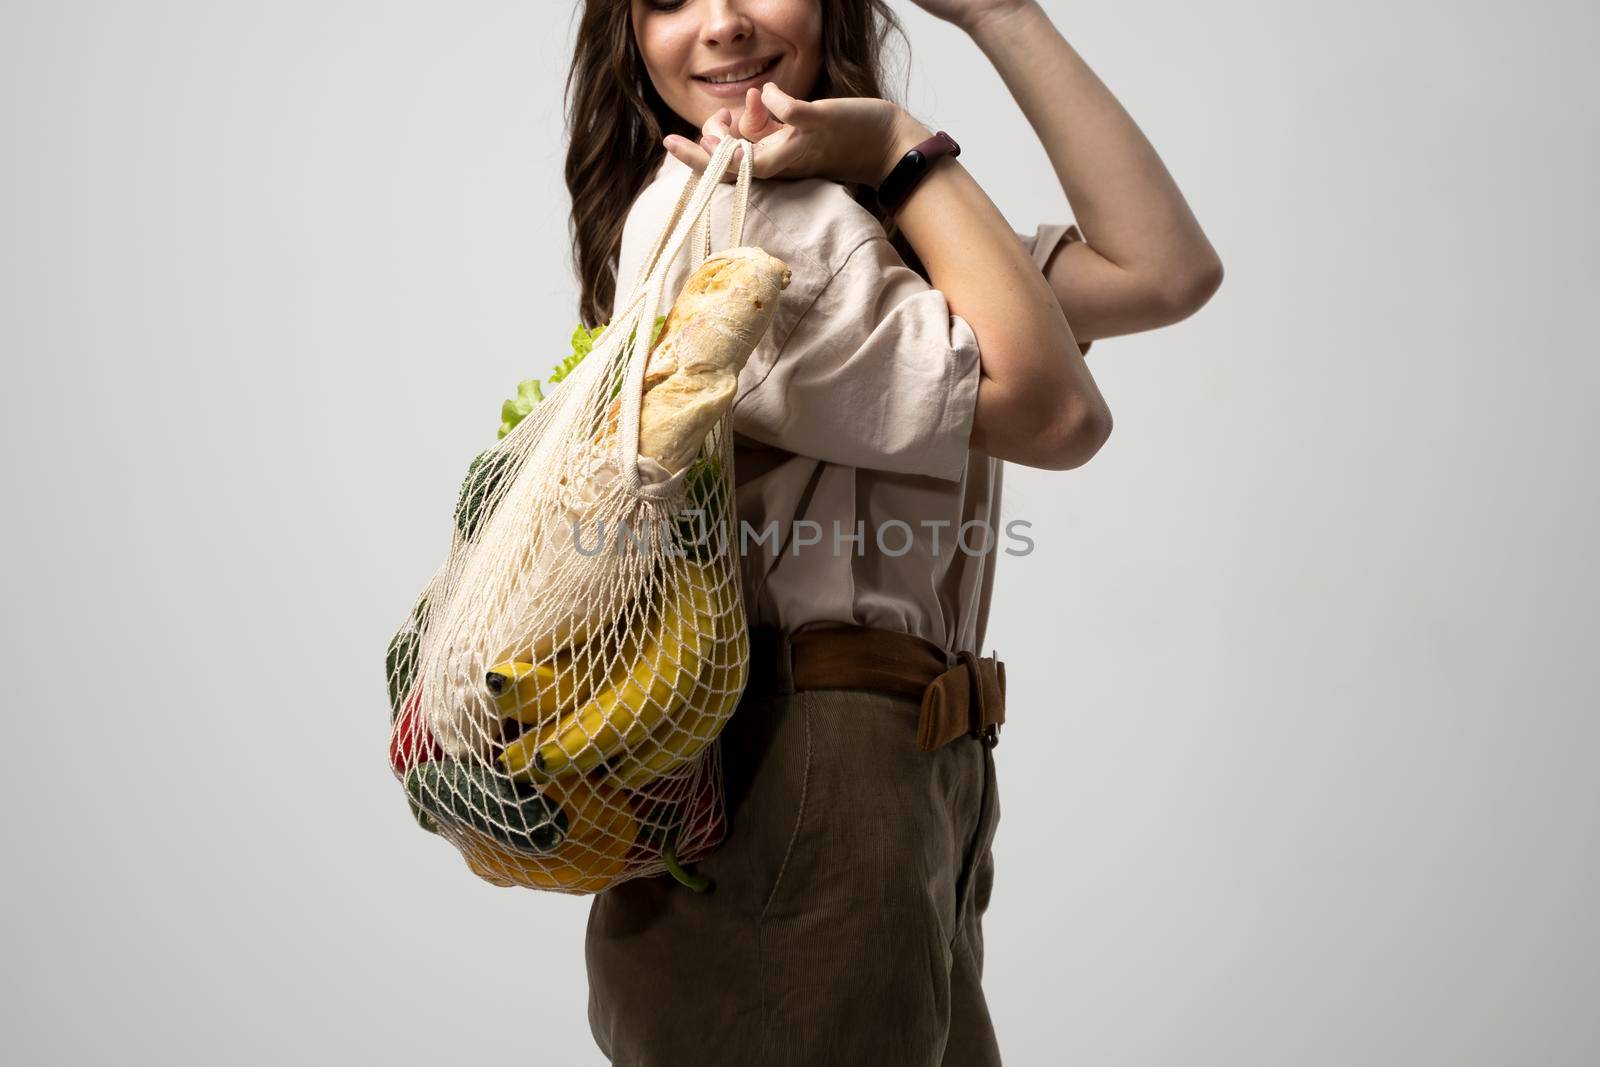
[663, 134, 714, 175]
[671, 90, 811, 182]
[666, 134, 741, 182]
[700, 107, 732, 144]
[759, 81, 808, 124]
[748, 126, 799, 180]
[689, 107, 742, 181]
[740, 87, 773, 139]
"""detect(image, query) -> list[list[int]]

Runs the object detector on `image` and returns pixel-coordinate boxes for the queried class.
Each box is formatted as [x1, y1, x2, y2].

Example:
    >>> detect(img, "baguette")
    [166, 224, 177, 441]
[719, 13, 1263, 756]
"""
[592, 246, 791, 477]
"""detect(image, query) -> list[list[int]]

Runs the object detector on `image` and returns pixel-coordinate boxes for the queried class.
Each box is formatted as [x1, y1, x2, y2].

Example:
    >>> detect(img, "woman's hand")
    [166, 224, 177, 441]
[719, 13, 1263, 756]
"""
[905, 0, 1035, 35]
[662, 83, 925, 188]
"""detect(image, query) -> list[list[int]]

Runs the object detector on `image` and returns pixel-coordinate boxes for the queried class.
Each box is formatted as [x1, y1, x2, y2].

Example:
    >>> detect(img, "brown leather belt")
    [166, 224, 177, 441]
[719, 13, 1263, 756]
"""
[745, 624, 1005, 751]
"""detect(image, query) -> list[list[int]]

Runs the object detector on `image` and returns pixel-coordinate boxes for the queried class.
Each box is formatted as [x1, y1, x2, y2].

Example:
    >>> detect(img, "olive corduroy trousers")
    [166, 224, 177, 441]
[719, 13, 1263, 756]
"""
[585, 647, 1004, 1066]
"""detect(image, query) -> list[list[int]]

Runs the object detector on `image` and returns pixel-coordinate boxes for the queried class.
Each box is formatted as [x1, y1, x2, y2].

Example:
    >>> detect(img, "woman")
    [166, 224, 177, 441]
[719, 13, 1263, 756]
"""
[567, 1, 1222, 1063]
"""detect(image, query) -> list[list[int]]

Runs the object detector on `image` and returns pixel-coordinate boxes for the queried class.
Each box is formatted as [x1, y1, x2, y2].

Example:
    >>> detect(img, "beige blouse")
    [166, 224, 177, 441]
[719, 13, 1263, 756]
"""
[612, 151, 1089, 656]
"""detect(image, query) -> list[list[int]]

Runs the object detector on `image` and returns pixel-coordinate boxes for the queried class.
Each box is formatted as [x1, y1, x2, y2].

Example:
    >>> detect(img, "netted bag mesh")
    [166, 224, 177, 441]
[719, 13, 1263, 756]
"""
[384, 137, 784, 894]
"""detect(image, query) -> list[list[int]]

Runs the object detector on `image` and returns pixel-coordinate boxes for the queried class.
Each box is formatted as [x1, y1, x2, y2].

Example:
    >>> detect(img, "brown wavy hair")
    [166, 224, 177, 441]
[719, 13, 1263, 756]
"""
[564, 0, 913, 327]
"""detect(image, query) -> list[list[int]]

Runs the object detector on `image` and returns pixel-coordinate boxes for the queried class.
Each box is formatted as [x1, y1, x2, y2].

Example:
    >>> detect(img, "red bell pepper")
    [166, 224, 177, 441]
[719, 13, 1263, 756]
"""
[389, 688, 443, 776]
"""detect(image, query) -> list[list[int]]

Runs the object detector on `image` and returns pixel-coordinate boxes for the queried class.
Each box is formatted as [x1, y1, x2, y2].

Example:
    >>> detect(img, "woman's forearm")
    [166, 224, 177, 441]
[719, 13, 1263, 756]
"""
[882, 115, 1112, 469]
[968, 1, 1222, 303]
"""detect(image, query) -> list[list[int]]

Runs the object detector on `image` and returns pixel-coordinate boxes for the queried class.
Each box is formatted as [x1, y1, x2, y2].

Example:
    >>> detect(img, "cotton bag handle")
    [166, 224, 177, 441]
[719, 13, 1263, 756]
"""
[620, 137, 754, 318]
[613, 136, 755, 493]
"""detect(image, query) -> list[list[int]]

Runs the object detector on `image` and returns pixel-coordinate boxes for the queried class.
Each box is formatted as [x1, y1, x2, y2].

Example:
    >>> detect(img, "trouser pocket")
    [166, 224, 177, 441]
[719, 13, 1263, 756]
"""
[957, 742, 1001, 929]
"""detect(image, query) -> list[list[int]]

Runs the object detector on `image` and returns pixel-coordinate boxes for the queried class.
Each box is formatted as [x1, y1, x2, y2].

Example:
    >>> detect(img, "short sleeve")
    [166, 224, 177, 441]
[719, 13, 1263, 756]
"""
[1016, 222, 1093, 356]
[731, 234, 982, 483]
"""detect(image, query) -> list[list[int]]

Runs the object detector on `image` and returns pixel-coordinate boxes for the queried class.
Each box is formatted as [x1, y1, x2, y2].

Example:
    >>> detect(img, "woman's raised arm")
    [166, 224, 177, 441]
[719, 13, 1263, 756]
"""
[880, 108, 1114, 471]
[926, 0, 1225, 342]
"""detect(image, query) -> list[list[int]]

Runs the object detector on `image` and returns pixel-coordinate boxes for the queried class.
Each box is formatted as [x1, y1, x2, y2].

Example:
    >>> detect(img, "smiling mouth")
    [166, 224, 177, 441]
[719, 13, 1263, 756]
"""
[693, 56, 781, 86]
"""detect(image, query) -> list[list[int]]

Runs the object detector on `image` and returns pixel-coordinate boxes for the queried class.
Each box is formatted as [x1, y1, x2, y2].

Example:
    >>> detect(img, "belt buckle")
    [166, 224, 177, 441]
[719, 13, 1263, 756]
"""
[963, 649, 1002, 749]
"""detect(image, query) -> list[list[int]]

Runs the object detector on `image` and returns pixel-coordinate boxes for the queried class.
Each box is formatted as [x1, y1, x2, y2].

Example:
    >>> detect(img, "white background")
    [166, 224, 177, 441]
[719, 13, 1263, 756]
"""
[3, 0, 1596, 1063]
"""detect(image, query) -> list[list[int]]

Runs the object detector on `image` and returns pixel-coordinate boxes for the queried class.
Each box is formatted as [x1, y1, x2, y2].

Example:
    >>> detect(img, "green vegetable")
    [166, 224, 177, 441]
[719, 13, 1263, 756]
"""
[663, 842, 711, 893]
[496, 379, 545, 441]
[683, 454, 720, 510]
[497, 316, 667, 440]
[630, 784, 720, 893]
[453, 448, 517, 540]
[552, 322, 607, 386]
[673, 454, 723, 562]
[385, 594, 429, 719]
[405, 761, 568, 854]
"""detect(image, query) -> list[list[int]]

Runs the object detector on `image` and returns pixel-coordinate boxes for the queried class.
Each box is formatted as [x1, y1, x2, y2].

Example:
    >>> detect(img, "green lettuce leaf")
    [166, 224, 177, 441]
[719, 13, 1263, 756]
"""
[497, 316, 666, 440]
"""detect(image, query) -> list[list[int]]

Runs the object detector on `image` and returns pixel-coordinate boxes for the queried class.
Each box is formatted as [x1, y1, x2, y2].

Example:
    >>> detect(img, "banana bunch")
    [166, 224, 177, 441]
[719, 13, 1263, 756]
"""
[607, 624, 747, 790]
[492, 556, 743, 789]
[400, 556, 742, 893]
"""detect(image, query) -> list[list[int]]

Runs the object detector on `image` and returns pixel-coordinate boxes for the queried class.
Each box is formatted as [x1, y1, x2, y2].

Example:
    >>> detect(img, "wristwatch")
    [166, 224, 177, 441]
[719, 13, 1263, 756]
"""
[874, 131, 961, 215]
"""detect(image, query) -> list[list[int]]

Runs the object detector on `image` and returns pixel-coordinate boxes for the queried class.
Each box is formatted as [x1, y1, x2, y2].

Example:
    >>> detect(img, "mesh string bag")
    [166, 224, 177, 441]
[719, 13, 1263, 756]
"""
[384, 136, 786, 894]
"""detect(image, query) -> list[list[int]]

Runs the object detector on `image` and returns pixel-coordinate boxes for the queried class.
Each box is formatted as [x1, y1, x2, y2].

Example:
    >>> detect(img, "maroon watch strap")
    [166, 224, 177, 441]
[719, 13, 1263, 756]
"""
[874, 131, 961, 215]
